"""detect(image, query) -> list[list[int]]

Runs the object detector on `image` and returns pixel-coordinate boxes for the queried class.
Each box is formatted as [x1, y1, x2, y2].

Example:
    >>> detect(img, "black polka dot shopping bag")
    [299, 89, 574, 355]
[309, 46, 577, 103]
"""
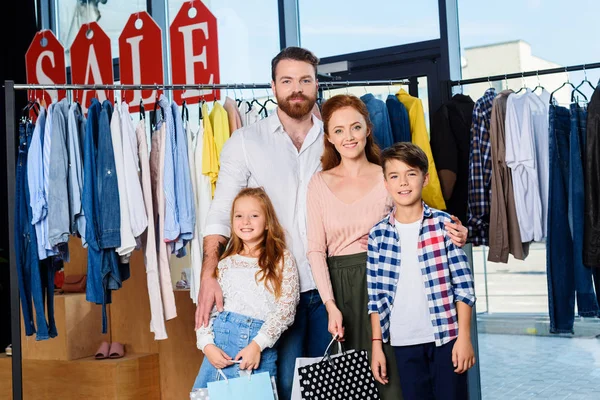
[292, 335, 380, 400]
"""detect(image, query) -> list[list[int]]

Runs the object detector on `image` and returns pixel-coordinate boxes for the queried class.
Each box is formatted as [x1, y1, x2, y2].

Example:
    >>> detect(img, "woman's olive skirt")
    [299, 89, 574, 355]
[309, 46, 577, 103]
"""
[328, 252, 403, 400]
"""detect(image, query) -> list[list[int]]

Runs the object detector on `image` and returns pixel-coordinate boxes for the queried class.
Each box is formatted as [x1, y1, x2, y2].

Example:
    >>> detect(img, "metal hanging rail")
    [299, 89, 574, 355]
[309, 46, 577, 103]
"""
[449, 61, 600, 87]
[10, 79, 411, 91]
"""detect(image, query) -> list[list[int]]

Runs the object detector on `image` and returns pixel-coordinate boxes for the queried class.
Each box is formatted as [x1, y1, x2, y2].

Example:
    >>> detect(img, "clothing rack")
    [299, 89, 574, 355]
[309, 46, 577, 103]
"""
[3, 78, 408, 400]
[449, 61, 600, 87]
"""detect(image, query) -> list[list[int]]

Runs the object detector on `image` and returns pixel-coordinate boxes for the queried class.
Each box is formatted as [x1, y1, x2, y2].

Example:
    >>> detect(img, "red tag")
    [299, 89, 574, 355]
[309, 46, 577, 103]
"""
[119, 11, 164, 113]
[70, 22, 114, 113]
[170, 0, 220, 105]
[25, 30, 67, 105]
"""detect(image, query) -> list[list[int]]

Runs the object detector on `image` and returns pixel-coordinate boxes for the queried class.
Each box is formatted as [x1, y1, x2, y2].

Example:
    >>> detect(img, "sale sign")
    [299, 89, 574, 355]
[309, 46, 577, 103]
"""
[25, 30, 67, 105]
[170, 0, 220, 104]
[119, 11, 164, 113]
[70, 22, 114, 112]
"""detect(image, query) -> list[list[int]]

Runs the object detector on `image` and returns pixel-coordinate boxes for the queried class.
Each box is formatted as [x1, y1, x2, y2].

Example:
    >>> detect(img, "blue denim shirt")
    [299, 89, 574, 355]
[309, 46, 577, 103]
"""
[386, 94, 411, 143]
[82, 99, 123, 333]
[361, 93, 394, 149]
[68, 104, 86, 241]
[170, 100, 195, 242]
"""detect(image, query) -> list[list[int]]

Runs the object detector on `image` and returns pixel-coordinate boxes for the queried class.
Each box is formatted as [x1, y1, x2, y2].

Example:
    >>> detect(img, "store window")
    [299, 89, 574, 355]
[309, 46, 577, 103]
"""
[168, 0, 280, 84]
[57, 0, 146, 63]
[299, 0, 440, 58]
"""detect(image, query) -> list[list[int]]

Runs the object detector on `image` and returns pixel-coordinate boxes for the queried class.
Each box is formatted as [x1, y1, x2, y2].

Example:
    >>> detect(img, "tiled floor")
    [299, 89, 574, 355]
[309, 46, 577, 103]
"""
[479, 333, 600, 399]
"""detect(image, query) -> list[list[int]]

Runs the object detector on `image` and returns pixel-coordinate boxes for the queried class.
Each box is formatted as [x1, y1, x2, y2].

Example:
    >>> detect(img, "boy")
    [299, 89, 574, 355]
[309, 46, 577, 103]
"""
[367, 142, 476, 400]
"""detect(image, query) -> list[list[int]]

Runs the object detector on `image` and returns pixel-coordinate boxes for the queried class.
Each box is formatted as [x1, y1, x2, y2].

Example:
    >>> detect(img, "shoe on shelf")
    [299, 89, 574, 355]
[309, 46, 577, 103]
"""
[5, 344, 11, 356]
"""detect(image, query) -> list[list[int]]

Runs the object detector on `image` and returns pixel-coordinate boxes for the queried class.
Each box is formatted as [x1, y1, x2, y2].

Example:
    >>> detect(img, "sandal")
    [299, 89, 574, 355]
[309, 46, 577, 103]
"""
[108, 342, 125, 359]
[95, 341, 110, 359]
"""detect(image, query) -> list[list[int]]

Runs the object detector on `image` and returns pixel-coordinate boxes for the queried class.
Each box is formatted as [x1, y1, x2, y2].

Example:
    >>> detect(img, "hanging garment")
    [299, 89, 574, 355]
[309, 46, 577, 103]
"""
[201, 102, 219, 196]
[360, 93, 394, 149]
[149, 121, 177, 320]
[110, 105, 136, 262]
[16, 117, 56, 340]
[239, 101, 261, 127]
[396, 89, 446, 210]
[312, 103, 322, 121]
[191, 120, 213, 304]
[170, 100, 196, 257]
[82, 99, 124, 333]
[569, 103, 599, 316]
[386, 94, 411, 143]
[504, 90, 547, 242]
[29, 104, 53, 260]
[488, 90, 529, 263]
[158, 95, 180, 247]
[584, 86, 600, 267]
[223, 96, 242, 135]
[466, 88, 496, 246]
[186, 118, 201, 303]
[67, 103, 86, 241]
[47, 98, 71, 249]
[430, 94, 474, 225]
[209, 101, 231, 164]
[136, 116, 168, 340]
[37, 103, 58, 259]
[120, 102, 148, 242]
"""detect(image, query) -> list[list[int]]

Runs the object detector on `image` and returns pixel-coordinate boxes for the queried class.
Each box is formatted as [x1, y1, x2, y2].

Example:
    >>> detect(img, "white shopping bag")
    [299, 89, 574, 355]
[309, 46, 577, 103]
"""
[290, 335, 343, 400]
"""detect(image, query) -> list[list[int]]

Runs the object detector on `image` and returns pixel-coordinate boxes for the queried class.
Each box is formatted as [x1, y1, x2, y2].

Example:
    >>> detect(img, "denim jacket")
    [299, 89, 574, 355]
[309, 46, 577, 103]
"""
[361, 93, 394, 149]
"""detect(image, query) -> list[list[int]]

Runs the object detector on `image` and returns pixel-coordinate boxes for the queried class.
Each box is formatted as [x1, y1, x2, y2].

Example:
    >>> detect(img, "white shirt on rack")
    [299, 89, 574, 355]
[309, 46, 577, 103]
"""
[204, 110, 324, 293]
[505, 90, 547, 242]
[196, 252, 300, 351]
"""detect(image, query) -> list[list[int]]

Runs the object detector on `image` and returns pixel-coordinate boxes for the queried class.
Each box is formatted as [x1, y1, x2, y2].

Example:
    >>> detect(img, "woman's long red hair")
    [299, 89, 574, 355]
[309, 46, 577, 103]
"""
[220, 188, 287, 298]
[320, 94, 381, 171]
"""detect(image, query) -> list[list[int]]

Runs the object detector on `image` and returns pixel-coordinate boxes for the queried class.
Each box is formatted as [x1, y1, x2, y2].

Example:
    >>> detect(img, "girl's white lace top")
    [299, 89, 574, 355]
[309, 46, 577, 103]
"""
[196, 251, 300, 351]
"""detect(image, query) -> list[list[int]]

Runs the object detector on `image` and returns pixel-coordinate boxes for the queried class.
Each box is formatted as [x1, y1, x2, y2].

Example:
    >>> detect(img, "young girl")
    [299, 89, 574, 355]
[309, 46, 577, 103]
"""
[193, 187, 300, 389]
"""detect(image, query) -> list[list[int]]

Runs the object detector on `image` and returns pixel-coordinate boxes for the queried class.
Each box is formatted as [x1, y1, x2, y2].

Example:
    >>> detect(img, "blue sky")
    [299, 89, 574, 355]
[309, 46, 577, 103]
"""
[299, 0, 600, 68]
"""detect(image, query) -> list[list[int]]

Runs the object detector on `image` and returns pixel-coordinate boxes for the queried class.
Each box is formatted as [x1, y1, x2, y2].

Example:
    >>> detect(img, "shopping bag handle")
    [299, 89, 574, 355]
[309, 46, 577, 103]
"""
[216, 366, 255, 383]
[321, 333, 344, 362]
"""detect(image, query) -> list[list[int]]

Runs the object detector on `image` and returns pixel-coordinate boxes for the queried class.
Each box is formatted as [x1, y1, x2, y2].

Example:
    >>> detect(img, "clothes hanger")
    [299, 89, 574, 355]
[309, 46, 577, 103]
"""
[139, 96, 145, 120]
[575, 65, 596, 94]
[152, 92, 166, 130]
[259, 89, 277, 118]
[181, 100, 189, 122]
[532, 71, 545, 94]
[550, 68, 588, 104]
[515, 72, 527, 94]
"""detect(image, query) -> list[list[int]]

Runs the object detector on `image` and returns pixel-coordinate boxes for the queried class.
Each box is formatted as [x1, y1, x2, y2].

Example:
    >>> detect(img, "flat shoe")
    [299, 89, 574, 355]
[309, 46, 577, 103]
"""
[95, 341, 110, 359]
[108, 342, 124, 359]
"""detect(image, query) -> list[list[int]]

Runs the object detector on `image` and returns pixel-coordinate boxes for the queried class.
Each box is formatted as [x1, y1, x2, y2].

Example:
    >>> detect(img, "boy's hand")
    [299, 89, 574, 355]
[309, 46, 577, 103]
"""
[235, 341, 262, 371]
[452, 336, 476, 374]
[204, 344, 234, 369]
[371, 342, 389, 385]
[444, 216, 468, 247]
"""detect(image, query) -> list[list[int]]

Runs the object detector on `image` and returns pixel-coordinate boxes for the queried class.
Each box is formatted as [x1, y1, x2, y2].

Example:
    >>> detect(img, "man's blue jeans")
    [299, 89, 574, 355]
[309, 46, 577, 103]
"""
[276, 289, 330, 400]
[569, 104, 599, 317]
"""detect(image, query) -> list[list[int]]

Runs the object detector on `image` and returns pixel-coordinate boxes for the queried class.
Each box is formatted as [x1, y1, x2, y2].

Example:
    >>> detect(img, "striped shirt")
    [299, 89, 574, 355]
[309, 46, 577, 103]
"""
[367, 202, 476, 346]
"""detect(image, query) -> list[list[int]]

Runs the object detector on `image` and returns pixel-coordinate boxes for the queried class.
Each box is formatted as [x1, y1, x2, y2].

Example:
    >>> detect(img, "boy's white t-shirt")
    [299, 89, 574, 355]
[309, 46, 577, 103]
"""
[389, 220, 437, 346]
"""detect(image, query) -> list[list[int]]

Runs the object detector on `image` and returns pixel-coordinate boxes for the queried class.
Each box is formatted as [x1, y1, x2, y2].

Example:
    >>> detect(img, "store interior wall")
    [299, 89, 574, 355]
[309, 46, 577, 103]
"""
[0, 0, 38, 351]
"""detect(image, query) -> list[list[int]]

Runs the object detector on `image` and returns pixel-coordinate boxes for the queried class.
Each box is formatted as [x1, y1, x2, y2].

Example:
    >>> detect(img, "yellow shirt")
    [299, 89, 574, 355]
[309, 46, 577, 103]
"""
[396, 89, 447, 210]
[201, 103, 219, 196]
[209, 102, 230, 165]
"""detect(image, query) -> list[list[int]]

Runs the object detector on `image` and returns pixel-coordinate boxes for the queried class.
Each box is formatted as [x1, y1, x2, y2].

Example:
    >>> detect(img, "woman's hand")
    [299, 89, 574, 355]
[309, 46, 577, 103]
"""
[444, 216, 468, 247]
[325, 300, 345, 340]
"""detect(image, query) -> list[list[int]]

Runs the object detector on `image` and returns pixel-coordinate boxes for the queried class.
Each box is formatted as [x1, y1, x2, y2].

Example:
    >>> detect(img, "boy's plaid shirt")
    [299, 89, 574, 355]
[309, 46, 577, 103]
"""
[367, 202, 476, 346]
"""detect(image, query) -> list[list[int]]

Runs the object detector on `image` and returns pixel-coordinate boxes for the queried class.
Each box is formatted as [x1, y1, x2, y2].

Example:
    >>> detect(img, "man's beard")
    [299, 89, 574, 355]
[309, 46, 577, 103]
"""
[276, 91, 317, 119]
